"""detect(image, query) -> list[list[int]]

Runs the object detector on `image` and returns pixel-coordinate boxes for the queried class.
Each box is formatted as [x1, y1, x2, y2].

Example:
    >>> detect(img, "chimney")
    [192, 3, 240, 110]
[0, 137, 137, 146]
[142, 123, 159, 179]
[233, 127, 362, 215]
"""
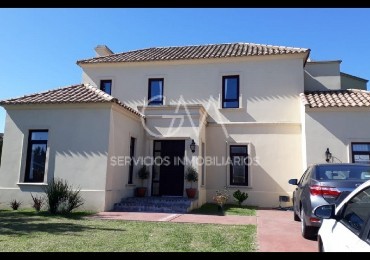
[94, 45, 114, 57]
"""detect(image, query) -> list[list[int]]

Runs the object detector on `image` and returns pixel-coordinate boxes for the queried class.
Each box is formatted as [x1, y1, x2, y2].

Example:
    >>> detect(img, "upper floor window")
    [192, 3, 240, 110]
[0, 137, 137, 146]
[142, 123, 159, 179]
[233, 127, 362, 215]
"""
[25, 130, 48, 183]
[100, 80, 112, 95]
[352, 143, 370, 164]
[222, 75, 239, 108]
[148, 78, 164, 105]
[229, 145, 248, 186]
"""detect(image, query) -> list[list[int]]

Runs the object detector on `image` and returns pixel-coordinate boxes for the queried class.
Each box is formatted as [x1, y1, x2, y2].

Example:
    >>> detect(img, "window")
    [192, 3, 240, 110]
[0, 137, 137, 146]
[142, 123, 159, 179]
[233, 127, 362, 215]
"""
[152, 140, 162, 196]
[341, 186, 370, 236]
[222, 75, 239, 108]
[352, 143, 370, 164]
[148, 78, 164, 105]
[128, 137, 136, 184]
[25, 130, 48, 183]
[230, 145, 248, 186]
[100, 80, 112, 95]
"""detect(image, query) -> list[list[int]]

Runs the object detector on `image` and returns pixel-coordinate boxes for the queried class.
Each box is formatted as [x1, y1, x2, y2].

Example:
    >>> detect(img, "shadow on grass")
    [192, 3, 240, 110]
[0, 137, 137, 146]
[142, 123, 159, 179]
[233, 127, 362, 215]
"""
[191, 203, 257, 216]
[0, 210, 126, 236]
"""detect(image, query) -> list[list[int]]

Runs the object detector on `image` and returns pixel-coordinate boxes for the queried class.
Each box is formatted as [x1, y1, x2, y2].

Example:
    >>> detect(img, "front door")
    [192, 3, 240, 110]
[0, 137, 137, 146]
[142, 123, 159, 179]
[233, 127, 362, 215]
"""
[152, 140, 185, 196]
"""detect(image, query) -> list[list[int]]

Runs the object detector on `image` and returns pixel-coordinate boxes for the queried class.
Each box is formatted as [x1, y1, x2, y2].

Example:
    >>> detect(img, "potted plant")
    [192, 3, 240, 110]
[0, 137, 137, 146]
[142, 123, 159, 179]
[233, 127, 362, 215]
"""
[136, 166, 149, 197]
[185, 165, 198, 198]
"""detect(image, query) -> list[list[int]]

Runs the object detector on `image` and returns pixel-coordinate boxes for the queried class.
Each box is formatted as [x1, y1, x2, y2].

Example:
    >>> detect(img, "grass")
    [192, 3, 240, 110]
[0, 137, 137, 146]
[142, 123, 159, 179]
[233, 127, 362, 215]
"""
[0, 209, 256, 252]
[191, 203, 257, 216]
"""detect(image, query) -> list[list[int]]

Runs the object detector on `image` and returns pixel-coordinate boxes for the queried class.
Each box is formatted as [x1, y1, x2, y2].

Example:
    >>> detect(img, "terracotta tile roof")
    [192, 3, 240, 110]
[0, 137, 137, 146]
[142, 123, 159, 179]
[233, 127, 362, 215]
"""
[77, 42, 309, 64]
[0, 84, 144, 117]
[300, 89, 370, 108]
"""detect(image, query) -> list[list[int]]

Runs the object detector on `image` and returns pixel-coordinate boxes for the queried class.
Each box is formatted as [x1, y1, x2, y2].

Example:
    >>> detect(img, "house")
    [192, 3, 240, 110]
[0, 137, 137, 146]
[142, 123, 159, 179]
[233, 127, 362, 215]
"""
[0, 133, 3, 165]
[0, 43, 368, 212]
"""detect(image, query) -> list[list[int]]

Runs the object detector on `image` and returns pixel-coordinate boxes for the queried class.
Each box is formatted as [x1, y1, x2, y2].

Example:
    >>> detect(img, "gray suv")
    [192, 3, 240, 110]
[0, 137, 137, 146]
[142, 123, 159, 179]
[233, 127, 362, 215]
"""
[289, 163, 370, 239]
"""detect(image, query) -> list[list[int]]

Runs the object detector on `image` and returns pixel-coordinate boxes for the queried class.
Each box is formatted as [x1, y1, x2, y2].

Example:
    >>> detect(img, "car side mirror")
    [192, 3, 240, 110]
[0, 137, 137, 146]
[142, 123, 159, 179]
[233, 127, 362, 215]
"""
[314, 204, 336, 219]
[288, 179, 298, 185]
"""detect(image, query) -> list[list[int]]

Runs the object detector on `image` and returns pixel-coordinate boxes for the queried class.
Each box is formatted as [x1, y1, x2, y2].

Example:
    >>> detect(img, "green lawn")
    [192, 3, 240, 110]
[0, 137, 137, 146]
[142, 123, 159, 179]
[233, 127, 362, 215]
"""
[0, 210, 256, 252]
[191, 203, 257, 216]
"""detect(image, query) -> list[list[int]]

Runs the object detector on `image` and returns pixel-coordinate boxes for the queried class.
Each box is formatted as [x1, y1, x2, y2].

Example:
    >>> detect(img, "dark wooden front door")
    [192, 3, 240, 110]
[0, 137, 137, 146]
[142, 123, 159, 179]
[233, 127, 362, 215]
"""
[152, 140, 185, 196]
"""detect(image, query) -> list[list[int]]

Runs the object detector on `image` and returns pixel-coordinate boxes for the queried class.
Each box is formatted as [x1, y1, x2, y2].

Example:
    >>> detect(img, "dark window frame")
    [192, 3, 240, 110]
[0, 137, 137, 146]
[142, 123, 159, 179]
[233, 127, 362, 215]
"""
[128, 137, 136, 184]
[148, 78, 164, 105]
[351, 142, 370, 163]
[229, 145, 248, 186]
[24, 130, 48, 183]
[100, 79, 112, 95]
[222, 75, 240, 108]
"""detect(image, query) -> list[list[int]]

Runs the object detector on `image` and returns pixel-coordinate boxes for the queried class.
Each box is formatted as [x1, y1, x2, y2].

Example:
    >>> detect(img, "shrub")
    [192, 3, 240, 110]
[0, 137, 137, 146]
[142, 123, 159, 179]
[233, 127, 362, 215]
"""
[233, 189, 248, 207]
[137, 166, 149, 187]
[185, 165, 198, 188]
[31, 193, 44, 212]
[213, 187, 230, 209]
[10, 199, 22, 210]
[44, 178, 84, 214]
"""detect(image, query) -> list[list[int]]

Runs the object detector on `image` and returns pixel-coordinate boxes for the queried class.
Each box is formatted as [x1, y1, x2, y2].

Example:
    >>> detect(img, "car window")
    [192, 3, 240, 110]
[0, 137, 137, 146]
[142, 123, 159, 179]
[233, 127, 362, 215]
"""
[298, 168, 310, 185]
[317, 165, 370, 181]
[341, 186, 370, 236]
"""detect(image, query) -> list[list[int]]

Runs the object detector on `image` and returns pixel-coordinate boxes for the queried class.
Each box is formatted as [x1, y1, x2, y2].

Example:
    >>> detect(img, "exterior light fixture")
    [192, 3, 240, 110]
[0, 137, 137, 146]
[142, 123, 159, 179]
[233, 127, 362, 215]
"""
[325, 148, 332, 163]
[190, 139, 196, 153]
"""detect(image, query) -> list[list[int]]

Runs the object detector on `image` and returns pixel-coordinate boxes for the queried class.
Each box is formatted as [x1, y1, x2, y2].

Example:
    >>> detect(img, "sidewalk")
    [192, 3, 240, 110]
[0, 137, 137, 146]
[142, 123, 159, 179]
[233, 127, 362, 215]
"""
[89, 211, 256, 225]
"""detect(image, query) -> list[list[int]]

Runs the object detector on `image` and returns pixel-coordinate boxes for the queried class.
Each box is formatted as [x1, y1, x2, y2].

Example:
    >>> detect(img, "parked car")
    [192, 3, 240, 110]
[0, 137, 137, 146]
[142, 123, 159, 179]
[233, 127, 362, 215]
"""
[289, 163, 370, 239]
[314, 180, 370, 252]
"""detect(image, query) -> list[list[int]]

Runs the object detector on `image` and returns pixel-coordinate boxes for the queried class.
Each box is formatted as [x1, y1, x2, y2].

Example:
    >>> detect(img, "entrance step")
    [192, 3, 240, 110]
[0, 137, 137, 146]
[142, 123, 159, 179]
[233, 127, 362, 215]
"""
[113, 197, 196, 213]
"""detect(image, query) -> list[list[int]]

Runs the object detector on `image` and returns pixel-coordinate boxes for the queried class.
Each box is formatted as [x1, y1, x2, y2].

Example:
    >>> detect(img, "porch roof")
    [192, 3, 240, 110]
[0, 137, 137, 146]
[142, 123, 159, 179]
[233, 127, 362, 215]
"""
[0, 84, 144, 118]
[300, 89, 370, 108]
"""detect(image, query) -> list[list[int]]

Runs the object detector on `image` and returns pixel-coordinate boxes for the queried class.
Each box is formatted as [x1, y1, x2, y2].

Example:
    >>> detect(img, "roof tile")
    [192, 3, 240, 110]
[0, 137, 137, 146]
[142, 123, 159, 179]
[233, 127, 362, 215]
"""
[77, 42, 309, 64]
[300, 89, 370, 108]
[0, 84, 143, 117]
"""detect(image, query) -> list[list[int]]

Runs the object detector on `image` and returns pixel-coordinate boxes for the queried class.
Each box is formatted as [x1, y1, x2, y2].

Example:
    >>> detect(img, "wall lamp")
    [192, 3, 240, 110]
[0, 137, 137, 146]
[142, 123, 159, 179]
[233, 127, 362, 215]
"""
[325, 148, 332, 163]
[190, 139, 196, 153]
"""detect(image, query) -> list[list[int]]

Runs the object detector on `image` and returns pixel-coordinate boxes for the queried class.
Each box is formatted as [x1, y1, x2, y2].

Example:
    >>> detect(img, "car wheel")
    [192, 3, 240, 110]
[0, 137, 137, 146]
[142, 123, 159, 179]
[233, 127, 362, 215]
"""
[301, 207, 316, 239]
[318, 236, 324, 252]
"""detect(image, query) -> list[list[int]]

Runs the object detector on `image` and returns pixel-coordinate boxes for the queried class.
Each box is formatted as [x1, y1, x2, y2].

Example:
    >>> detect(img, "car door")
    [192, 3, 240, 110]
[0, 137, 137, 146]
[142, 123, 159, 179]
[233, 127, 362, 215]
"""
[294, 167, 311, 212]
[326, 186, 370, 252]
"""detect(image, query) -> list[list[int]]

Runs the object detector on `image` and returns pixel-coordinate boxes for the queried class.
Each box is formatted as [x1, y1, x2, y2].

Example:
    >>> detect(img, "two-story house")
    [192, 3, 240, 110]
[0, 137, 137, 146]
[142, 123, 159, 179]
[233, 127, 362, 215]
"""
[0, 42, 368, 211]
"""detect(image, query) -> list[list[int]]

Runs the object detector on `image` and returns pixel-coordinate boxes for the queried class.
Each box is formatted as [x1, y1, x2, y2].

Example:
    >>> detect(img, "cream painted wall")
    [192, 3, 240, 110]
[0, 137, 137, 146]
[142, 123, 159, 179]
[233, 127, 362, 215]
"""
[104, 104, 145, 211]
[81, 55, 305, 123]
[304, 61, 341, 91]
[0, 104, 111, 211]
[304, 108, 370, 166]
[205, 123, 302, 207]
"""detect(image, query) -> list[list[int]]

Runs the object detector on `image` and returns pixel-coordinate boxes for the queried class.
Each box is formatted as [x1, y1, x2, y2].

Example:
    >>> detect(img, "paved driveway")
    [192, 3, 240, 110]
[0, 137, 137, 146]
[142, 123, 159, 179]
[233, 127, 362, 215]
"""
[91, 209, 317, 252]
[257, 209, 317, 252]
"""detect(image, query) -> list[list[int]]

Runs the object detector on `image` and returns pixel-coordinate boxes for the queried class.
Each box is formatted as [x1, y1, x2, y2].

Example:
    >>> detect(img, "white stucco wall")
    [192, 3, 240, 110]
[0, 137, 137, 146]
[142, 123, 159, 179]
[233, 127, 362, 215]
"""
[0, 104, 111, 211]
[304, 61, 341, 91]
[104, 104, 145, 210]
[205, 123, 302, 207]
[81, 55, 305, 123]
[304, 107, 370, 166]
[340, 73, 367, 90]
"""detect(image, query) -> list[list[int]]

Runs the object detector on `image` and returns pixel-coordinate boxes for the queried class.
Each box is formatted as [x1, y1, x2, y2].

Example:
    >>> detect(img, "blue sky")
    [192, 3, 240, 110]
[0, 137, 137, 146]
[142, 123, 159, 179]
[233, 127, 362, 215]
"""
[0, 8, 369, 132]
